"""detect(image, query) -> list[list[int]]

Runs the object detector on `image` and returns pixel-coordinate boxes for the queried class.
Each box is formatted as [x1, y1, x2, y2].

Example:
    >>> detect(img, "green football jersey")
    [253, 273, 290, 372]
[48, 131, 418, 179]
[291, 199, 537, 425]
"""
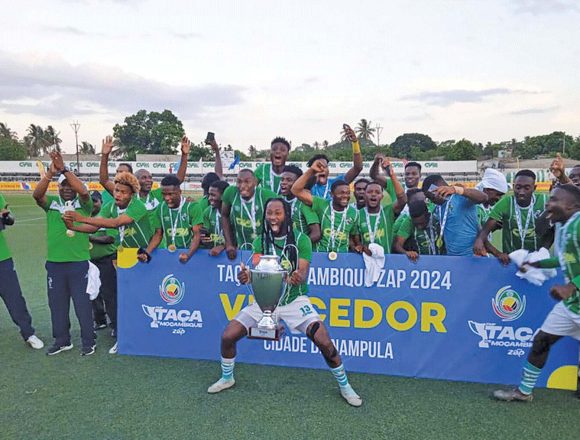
[357, 205, 396, 252]
[477, 204, 492, 227]
[197, 195, 210, 213]
[0, 193, 11, 262]
[100, 198, 153, 248]
[285, 196, 319, 235]
[311, 196, 359, 253]
[151, 199, 203, 249]
[89, 227, 118, 260]
[203, 205, 225, 247]
[43, 195, 93, 262]
[255, 163, 282, 194]
[222, 186, 278, 248]
[253, 230, 312, 305]
[139, 187, 163, 211]
[539, 212, 580, 314]
[489, 193, 548, 253]
[396, 208, 444, 256]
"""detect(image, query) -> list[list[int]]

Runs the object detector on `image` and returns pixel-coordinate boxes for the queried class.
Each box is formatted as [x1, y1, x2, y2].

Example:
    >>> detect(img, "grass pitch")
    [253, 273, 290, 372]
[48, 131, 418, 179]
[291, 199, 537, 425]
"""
[0, 193, 577, 440]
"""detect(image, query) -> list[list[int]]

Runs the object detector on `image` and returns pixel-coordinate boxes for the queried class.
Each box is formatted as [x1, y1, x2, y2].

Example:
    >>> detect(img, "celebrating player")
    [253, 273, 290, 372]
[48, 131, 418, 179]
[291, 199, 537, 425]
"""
[0, 192, 44, 349]
[202, 180, 230, 256]
[306, 124, 363, 200]
[139, 175, 203, 263]
[63, 172, 153, 252]
[33, 151, 96, 356]
[207, 198, 363, 407]
[292, 159, 361, 257]
[254, 137, 291, 194]
[422, 174, 488, 256]
[279, 164, 321, 244]
[221, 169, 278, 260]
[474, 170, 551, 264]
[99, 134, 191, 211]
[371, 156, 422, 206]
[494, 184, 580, 402]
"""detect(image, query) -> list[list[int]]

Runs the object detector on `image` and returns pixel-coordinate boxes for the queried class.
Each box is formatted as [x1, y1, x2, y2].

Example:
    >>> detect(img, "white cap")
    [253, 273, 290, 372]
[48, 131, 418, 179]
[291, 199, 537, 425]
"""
[476, 168, 509, 194]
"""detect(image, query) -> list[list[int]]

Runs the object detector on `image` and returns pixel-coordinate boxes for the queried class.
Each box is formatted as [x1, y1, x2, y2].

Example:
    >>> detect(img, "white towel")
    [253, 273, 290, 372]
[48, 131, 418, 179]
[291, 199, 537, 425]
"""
[87, 261, 102, 300]
[363, 243, 386, 287]
[510, 247, 557, 286]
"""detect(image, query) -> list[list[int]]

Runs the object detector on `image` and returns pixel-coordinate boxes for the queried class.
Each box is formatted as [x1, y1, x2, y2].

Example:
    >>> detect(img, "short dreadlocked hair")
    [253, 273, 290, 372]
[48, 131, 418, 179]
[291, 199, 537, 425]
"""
[114, 171, 140, 194]
[271, 137, 291, 151]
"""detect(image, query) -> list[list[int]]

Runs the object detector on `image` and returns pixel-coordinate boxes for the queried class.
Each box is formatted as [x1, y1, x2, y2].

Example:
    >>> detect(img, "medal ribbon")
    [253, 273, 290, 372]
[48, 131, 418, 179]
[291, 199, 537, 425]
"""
[513, 195, 536, 250]
[329, 205, 347, 251]
[364, 207, 383, 244]
[167, 197, 185, 247]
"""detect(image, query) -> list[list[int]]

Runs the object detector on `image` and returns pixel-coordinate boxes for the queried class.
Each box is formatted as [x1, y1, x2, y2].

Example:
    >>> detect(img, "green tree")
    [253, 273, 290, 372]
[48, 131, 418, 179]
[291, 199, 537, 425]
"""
[0, 138, 28, 160]
[24, 124, 48, 157]
[391, 133, 437, 159]
[248, 145, 258, 159]
[113, 109, 185, 160]
[0, 122, 17, 139]
[355, 119, 376, 142]
[44, 125, 62, 152]
[447, 139, 478, 160]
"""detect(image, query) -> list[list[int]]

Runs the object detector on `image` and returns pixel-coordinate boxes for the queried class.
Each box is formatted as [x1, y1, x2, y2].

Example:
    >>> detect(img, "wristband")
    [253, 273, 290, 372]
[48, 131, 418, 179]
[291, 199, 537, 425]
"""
[352, 140, 361, 155]
[137, 248, 151, 263]
[453, 186, 465, 196]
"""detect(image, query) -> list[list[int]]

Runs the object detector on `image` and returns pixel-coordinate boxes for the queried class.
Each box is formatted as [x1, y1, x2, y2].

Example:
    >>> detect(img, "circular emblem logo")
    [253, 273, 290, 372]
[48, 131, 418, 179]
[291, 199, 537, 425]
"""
[159, 274, 185, 305]
[491, 285, 526, 321]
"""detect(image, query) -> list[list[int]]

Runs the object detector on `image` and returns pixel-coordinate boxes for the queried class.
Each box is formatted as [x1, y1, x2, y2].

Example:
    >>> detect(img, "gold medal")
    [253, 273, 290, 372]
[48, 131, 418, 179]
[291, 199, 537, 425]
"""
[436, 237, 443, 249]
[66, 229, 75, 238]
[117, 245, 125, 253]
[328, 251, 338, 261]
[168, 244, 177, 252]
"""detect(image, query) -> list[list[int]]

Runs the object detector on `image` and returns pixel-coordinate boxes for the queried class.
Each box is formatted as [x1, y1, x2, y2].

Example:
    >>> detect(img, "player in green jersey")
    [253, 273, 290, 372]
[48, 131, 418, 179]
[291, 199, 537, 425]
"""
[494, 184, 580, 402]
[351, 178, 369, 210]
[0, 193, 44, 349]
[64, 172, 153, 251]
[355, 157, 407, 255]
[254, 137, 291, 194]
[201, 180, 229, 256]
[221, 169, 278, 260]
[99, 134, 191, 211]
[207, 198, 363, 406]
[279, 164, 321, 244]
[139, 175, 203, 263]
[474, 170, 552, 264]
[292, 159, 361, 254]
[371, 157, 422, 206]
[33, 151, 96, 356]
[393, 199, 444, 261]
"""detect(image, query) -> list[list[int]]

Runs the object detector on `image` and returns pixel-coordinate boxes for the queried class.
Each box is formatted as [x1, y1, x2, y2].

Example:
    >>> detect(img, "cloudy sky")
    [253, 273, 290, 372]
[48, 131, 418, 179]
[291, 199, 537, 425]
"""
[0, 0, 579, 153]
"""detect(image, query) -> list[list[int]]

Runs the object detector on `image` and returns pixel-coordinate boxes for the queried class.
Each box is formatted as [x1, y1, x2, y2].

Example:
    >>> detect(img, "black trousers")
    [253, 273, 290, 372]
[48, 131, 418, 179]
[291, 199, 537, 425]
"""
[46, 261, 95, 348]
[91, 255, 117, 331]
[0, 258, 35, 340]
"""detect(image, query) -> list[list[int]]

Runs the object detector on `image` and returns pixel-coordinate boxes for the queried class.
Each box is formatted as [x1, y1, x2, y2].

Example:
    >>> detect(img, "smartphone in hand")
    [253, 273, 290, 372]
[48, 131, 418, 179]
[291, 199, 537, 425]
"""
[204, 132, 215, 145]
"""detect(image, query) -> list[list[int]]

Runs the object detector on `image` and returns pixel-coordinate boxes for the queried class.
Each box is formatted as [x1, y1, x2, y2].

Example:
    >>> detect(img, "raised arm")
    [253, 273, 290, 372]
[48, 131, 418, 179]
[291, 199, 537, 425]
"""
[291, 160, 326, 206]
[369, 154, 388, 188]
[33, 162, 57, 208]
[383, 157, 407, 214]
[51, 151, 89, 201]
[433, 185, 488, 204]
[99, 136, 115, 195]
[342, 125, 363, 184]
[64, 211, 136, 229]
[176, 135, 190, 183]
[209, 139, 224, 179]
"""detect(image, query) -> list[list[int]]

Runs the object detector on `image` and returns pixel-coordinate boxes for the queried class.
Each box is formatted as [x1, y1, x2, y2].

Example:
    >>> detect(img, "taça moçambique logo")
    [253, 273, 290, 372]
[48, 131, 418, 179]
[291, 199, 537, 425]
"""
[159, 274, 185, 305]
[491, 285, 526, 321]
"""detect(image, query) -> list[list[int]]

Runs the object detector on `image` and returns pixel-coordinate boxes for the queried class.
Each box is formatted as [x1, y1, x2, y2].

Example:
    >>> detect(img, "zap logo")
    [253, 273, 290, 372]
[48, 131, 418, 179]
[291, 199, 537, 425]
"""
[159, 274, 185, 305]
[491, 285, 526, 322]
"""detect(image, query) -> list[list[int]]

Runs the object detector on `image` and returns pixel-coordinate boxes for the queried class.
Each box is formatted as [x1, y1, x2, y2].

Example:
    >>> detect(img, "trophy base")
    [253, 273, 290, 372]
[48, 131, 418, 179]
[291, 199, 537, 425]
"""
[248, 326, 280, 341]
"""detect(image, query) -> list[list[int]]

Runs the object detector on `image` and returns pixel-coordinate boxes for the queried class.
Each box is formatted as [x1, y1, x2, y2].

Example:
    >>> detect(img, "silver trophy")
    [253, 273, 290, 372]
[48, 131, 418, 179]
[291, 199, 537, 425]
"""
[247, 255, 287, 340]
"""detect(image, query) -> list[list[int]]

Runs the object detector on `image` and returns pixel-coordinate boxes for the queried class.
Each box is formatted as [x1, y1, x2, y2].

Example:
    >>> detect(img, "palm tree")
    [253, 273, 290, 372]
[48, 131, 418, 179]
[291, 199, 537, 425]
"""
[313, 141, 320, 149]
[248, 145, 257, 159]
[44, 125, 62, 152]
[322, 140, 329, 149]
[79, 141, 95, 154]
[25, 124, 46, 157]
[356, 119, 376, 142]
[0, 122, 16, 139]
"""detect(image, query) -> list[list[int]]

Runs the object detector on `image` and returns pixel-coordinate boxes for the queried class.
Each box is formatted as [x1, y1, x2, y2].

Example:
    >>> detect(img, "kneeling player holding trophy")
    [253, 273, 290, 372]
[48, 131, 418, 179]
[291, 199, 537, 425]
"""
[208, 198, 363, 407]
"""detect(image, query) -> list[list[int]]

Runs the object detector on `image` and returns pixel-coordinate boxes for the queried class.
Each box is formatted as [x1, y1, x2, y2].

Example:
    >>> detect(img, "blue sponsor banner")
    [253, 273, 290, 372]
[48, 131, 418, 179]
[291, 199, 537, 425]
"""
[118, 251, 579, 389]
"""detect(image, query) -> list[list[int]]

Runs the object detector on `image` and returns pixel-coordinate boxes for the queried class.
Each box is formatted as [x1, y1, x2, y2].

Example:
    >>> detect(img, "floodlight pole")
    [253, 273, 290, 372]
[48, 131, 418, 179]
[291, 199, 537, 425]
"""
[71, 121, 80, 173]
[375, 123, 383, 147]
